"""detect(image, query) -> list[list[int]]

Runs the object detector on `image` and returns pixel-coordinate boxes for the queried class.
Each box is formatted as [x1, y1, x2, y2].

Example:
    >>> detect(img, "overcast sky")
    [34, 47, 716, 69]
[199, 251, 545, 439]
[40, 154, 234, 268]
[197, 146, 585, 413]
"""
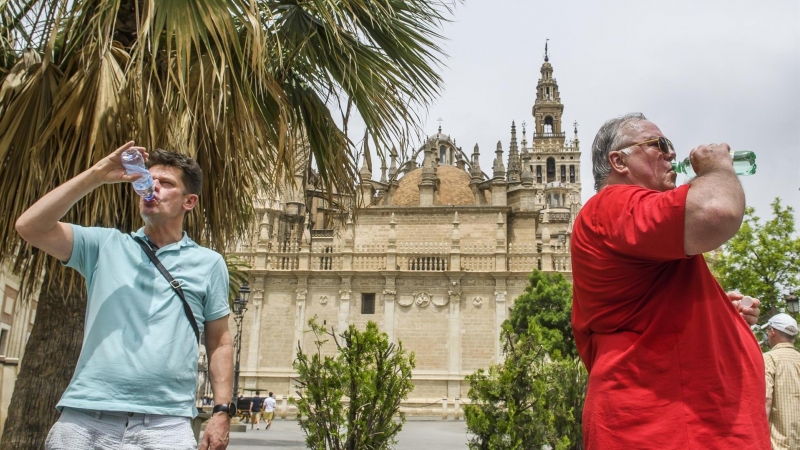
[361, 0, 800, 223]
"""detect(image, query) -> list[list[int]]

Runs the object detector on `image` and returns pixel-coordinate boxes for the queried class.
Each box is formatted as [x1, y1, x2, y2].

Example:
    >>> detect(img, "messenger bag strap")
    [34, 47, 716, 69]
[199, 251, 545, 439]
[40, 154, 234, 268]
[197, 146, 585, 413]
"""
[133, 236, 200, 344]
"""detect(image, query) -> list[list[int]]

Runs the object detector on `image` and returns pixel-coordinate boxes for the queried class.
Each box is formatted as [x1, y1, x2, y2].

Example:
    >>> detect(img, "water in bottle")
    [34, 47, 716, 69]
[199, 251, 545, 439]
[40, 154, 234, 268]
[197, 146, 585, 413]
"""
[672, 150, 756, 177]
[121, 148, 155, 201]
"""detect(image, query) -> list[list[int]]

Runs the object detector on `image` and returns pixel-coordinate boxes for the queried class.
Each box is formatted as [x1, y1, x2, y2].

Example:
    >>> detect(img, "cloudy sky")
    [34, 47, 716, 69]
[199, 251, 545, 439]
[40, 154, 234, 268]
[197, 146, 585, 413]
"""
[362, 0, 799, 222]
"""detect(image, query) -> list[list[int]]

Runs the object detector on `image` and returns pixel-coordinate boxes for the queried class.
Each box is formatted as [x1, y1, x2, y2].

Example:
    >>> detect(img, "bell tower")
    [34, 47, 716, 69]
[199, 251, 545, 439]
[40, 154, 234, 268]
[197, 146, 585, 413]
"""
[532, 41, 564, 136]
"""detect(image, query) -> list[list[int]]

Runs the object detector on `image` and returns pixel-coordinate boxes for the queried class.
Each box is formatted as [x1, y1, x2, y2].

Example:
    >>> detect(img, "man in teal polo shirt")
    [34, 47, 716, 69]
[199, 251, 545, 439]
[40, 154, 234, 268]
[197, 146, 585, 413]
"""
[16, 142, 234, 450]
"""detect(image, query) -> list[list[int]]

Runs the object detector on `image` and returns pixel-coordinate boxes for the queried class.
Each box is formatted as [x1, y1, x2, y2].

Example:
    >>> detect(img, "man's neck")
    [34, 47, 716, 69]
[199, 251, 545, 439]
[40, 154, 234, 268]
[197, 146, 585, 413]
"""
[143, 223, 184, 248]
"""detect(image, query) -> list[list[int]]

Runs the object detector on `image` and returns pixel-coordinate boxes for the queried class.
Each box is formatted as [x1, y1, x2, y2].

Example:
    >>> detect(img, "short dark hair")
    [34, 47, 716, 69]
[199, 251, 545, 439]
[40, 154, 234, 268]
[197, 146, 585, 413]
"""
[268, 391, 273, 397]
[147, 149, 202, 196]
[255, 390, 260, 396]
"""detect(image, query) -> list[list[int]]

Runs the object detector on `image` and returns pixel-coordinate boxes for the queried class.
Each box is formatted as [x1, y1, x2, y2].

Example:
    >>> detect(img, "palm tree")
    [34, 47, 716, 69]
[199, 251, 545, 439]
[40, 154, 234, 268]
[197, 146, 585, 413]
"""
[0, 1, 451, 447]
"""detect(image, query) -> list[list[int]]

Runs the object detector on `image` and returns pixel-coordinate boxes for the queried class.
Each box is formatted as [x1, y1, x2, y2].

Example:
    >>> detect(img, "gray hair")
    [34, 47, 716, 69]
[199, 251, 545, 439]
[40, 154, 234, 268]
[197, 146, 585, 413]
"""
[591, 113, 648, 192]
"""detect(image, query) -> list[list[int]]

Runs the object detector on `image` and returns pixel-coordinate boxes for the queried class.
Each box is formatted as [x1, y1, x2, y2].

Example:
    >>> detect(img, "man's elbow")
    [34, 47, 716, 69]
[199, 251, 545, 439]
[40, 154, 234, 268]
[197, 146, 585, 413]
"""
[15, 214, 34, 242]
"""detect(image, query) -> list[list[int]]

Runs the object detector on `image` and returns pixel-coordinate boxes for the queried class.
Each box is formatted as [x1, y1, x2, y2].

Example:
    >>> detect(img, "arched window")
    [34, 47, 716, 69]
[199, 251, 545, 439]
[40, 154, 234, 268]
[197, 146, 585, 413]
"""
[560, 165, 566, 182]
[544, 116, 554, 134]
[536, 165, 542, 184]
[546, 157, 555, 182]
[439, 145, 447, 164]
[569, 165, 575, 183]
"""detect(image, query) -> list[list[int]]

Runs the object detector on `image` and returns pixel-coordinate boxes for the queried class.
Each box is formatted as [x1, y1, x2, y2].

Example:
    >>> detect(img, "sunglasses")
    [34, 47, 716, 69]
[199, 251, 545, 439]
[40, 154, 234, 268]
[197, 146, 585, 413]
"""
[622, 137, 674, 155]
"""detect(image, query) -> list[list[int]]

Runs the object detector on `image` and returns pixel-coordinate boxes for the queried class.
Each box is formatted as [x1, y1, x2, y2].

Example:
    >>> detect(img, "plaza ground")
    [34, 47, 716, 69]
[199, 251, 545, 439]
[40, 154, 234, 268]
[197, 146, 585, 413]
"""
[212, 419, 470, 450]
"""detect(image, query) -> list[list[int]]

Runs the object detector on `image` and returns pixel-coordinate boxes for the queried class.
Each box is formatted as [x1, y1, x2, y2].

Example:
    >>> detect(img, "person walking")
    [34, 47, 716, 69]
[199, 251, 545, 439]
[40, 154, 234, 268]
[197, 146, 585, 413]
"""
[249, 391, 264, 430]
[263, 392, 277, 430]
[764, 313, 800, 450]
[571, 113, 769, 449]
[16, 143, 235, 450]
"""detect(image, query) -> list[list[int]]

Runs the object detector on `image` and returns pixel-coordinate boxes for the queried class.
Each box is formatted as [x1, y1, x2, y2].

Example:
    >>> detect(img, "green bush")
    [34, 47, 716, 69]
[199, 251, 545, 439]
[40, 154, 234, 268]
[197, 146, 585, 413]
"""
[292, 318, 415, 450]
[465, 270, 587, 450]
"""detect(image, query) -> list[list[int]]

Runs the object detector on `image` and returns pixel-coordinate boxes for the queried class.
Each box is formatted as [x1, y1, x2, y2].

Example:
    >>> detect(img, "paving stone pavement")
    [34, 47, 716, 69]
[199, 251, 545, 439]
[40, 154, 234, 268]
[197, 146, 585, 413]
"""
[213, 419, 470, 450]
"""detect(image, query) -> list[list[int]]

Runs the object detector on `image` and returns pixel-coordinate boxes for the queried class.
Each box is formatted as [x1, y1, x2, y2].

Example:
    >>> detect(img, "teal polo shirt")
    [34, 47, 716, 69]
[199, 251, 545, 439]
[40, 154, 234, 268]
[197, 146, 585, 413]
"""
[58, 225, 230, 417]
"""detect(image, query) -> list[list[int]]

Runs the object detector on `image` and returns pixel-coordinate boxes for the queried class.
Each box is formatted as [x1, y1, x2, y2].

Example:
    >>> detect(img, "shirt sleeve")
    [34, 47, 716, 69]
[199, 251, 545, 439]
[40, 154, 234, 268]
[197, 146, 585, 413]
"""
[203, 255, 230, 322]
[602, 184, 690, 262]
[764, 353, 775, 417]
[63, 225, 116, 278]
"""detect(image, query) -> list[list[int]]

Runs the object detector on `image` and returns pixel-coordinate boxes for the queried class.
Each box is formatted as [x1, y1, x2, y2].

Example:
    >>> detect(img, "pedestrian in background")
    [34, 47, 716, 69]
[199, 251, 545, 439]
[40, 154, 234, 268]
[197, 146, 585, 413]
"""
[263, 392, 277, 430]
[249, 391, 264, 430]
[764, 313, 800, 450]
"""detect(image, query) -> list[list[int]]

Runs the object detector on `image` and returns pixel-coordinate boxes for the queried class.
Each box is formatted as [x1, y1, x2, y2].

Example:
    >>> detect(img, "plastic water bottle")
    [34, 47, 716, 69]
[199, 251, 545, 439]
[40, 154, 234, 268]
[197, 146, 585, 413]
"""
[672, 150, 756, 177]
[121, 149, 155, 201]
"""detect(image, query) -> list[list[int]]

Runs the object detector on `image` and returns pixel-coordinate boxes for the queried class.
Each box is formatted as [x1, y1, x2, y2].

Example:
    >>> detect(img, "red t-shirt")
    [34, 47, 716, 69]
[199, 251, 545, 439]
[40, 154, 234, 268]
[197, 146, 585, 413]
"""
[571, 184, 769, 449]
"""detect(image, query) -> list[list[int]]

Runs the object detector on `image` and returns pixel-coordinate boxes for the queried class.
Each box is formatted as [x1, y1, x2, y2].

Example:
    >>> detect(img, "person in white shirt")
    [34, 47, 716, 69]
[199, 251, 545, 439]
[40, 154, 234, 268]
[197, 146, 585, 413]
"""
[263, 392, 277, 430]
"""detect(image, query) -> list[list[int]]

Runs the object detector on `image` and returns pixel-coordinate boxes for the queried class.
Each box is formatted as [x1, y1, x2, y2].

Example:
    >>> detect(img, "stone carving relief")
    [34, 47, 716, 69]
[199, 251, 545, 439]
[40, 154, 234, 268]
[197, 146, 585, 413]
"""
[397, 295, 414, 307]
[295, 288, 308, 300]
[414, 292, 431, 308]
[494, 291, 507, 302]
[339, 289, 352, 300]
[473, 296, 483, 308]
[432, 293, 451, 307]
[309, 278, 338, 286]
[382, 289, 397, 296]
[318, 295, 329, 305]
[265, 278, 297, 286]
[463, 279, 495, 287]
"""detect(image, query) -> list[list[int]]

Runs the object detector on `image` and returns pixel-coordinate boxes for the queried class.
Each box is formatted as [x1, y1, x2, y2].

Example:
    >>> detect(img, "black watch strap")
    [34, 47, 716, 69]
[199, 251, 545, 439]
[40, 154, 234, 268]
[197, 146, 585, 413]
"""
[212, 402, 236, 418]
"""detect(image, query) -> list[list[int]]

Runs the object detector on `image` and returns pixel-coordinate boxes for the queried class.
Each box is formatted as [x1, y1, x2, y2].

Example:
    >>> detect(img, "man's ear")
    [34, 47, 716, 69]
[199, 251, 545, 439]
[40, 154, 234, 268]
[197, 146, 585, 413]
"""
[608, 151, 629, 175]
[184, 194, 199, 211]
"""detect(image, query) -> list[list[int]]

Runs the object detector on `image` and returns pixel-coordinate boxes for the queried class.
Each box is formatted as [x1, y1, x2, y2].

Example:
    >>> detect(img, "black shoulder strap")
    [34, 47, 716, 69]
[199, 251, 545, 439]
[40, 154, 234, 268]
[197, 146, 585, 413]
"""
[133, 236, 200, 344]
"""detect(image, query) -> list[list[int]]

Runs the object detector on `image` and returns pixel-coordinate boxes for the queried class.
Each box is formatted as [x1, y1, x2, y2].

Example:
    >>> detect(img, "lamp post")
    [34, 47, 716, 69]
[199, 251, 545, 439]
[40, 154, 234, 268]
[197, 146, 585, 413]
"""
[232, 282, 251, 404]
[785, 292, 799, 314]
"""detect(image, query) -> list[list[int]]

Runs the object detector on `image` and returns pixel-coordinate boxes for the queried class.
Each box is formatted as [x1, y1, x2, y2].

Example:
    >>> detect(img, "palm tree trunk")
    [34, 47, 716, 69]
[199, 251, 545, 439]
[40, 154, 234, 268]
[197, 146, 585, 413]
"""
[0, 269, 85, 450]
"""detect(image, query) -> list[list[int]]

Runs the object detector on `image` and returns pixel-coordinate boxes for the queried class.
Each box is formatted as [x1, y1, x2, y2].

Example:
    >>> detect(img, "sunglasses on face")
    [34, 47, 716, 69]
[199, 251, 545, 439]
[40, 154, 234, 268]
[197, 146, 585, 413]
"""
[622, 137, 675, 155]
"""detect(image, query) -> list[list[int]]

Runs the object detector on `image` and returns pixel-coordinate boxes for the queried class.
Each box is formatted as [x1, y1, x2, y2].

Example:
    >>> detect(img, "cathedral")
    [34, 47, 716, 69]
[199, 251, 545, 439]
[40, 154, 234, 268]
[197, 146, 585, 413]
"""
[228, 53, 583, 414]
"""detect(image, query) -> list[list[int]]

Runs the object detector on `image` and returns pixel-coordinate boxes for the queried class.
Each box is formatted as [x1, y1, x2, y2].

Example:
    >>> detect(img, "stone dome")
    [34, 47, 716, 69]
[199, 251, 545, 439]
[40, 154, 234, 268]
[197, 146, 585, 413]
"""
[390, 165, 475, 206]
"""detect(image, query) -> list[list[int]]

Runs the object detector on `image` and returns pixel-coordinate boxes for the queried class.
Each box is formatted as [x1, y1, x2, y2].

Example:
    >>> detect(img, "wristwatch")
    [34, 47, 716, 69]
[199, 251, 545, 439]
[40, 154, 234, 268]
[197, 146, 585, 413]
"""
[212, 402, 237, 418]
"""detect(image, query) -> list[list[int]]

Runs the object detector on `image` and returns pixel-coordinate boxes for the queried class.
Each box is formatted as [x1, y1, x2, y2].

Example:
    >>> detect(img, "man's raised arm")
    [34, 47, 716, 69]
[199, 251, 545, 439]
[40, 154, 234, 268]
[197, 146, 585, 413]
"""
[15, 141, 144, 261]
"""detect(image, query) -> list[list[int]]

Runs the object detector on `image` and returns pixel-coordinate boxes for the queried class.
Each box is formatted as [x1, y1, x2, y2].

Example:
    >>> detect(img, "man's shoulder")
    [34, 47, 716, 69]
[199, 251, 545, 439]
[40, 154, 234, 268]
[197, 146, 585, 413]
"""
[182, 239, 225, 263]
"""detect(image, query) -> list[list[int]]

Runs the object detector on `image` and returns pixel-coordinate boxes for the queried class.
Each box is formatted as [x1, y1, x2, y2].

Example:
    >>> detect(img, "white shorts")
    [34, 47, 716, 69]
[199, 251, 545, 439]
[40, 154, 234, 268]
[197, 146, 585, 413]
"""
[46, 407, 196, 450]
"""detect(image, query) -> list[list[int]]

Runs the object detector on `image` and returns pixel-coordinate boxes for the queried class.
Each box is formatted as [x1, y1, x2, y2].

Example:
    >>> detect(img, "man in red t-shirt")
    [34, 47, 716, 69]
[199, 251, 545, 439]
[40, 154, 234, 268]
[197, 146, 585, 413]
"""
[571, 113, 770, 449]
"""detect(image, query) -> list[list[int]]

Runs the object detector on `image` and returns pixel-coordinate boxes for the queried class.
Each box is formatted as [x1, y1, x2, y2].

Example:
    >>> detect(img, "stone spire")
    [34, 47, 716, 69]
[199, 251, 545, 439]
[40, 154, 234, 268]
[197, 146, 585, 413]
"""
[380, 156, 387, 184]
[359, 156, 372, 181]
[419, 138, 439, 206]
[521, 123, 533, 186]
[470, 144, 482, 181]
[388, 147, 398, 180]
[493, 141, 505, 179]
[507, 121, 521, 184]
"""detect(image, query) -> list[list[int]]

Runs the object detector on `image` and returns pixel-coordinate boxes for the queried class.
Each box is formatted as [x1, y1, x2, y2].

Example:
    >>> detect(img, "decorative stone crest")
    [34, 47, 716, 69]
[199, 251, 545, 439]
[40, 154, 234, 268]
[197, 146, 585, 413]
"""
[397, 295, 414, 307]
[432, 293, 451, 307]
[318, 295, 329, 305]
[473, 296, 483, 308]
[414, 292, 431, 308]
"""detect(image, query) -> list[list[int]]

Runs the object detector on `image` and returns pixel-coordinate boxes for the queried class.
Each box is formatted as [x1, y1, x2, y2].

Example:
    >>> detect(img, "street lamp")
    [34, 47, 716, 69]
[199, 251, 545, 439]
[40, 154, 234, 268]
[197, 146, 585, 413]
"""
[232, 282, 251, 404]
[785, 293, 799, 314]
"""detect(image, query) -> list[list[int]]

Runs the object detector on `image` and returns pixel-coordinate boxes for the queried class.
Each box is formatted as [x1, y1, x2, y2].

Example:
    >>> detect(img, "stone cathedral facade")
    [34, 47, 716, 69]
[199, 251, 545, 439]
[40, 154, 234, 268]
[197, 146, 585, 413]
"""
[229, 55, 583, 413]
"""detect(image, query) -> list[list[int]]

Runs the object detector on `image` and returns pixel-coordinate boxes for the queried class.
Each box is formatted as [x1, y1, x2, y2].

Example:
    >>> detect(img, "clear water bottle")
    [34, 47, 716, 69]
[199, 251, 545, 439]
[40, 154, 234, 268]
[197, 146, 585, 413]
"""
[672, 150, 756, 176]
[121, 149, 155, 201]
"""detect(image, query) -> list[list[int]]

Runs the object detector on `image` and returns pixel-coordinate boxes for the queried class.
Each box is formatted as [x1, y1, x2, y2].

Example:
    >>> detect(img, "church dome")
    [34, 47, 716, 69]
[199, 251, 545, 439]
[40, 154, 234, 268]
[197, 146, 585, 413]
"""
[390, 165, 475, 206]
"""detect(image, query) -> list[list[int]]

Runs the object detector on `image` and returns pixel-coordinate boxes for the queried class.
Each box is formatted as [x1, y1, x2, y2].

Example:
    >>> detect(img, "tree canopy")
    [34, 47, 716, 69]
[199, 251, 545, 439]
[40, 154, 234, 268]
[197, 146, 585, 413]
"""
[712, 198, 800, 319]
[466, 270, 586, 450]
